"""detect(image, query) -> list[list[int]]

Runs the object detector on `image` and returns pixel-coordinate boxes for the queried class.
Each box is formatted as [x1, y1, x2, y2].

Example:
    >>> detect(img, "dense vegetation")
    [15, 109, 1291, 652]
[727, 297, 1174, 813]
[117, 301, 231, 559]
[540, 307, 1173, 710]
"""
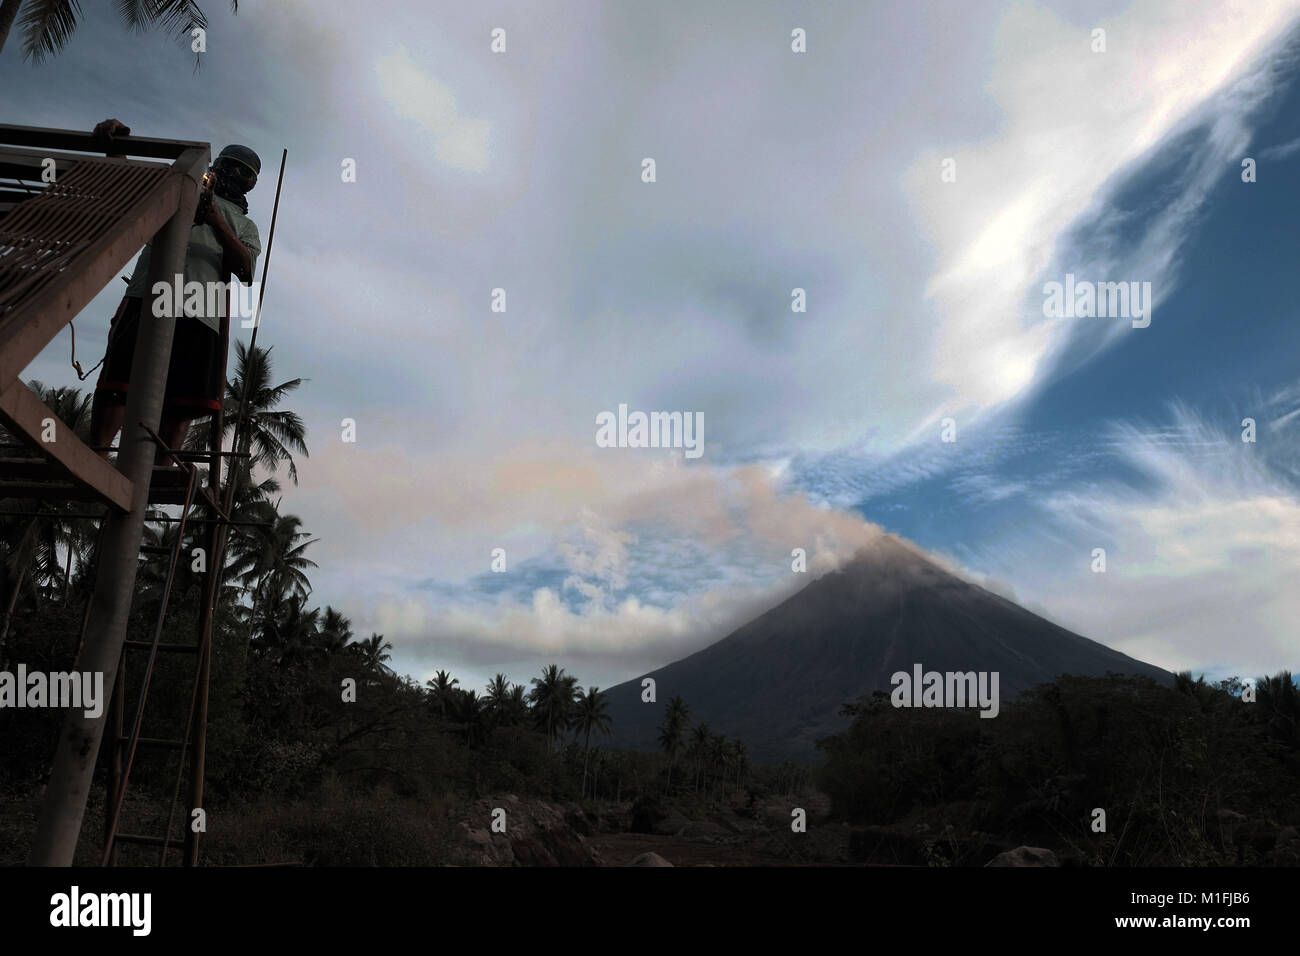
[817, 671, 1300, 865]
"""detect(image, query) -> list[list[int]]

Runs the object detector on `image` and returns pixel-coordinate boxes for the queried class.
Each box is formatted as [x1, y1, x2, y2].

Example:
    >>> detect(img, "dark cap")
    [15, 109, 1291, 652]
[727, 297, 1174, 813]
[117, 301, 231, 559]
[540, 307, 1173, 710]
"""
[217, 144, 261, 176]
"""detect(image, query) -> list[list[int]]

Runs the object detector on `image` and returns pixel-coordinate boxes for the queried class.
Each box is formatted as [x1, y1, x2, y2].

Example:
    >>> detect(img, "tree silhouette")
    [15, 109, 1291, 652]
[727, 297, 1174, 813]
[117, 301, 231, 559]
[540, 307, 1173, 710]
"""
[657, 695, 690, 788]
[187, 342, 308, 486]
[1, 0, 238, 62]
[352, 633, 393, 676]
[426, 669, 459, 718]
[574, 686, 613, 798]
[529, 664, 578, 752]
[688, 721, 711, 794]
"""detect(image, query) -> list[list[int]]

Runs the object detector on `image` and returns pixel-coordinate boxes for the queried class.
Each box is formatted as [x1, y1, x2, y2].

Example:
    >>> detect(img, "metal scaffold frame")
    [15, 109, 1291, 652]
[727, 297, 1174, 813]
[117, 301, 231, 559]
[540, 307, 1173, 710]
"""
[0, 123, 229, 866]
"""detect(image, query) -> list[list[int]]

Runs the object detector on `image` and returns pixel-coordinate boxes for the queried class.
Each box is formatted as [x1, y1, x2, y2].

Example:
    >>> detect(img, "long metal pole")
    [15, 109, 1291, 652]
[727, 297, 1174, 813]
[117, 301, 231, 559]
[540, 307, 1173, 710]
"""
[225, 147, 287, 510]
[29, 146, 208, 866]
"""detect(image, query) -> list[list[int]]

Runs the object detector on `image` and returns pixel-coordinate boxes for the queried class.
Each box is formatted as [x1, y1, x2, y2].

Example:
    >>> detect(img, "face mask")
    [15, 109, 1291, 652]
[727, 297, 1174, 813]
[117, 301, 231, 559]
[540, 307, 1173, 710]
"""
[210, 164, 251, 213]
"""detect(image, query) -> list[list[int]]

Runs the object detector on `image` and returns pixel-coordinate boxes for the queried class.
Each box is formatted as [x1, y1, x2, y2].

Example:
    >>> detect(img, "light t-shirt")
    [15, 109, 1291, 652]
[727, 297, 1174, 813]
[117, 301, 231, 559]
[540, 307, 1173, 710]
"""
[125, 193, 261, 333]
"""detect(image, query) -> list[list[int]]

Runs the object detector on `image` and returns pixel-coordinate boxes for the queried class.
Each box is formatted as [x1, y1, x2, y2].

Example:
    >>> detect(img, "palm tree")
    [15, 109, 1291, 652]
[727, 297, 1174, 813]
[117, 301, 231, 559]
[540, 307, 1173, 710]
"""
[133, 516, 194, 613]
[261, 593, 321, 670]
[186, 342, 309, 486]
[484, 673, 513, 725]
[528, 664, 579, 751]
[505, 683, 529, 725]
[607, 751, 626, 803]
[707, 734, 731, 801]
[731, 739, 749, 790]
[589, 747, 605, 798]
[353, 632, 393, 675]
[1257, 671, 1299, 747]
[29, 382, 94, 601]
[227, 504, 317, 635]
[449, 689, 486, 746]
[318, 606, 354, 655]
[688, 721, 711, 794]
[1, 0, 236, 62]
[0, 504, 56, 657]
[573, 686, 613, 798]
[0, 381, 96, 653]
[218, 473, 280, 601]
[656, 695, 690, 788]
[426, 669, 459, 718]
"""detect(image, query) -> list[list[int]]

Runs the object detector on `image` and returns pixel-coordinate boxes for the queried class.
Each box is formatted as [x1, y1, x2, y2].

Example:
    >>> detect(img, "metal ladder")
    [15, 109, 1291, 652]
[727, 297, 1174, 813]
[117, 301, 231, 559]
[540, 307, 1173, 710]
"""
[100, 427, 210, 865]
[11, 421, 243, 865]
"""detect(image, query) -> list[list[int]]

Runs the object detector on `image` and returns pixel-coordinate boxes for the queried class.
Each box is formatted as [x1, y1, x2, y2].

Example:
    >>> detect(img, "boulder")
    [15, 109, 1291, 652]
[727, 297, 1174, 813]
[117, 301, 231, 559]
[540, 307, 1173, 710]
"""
[986, 846, 1060, 867]
[629, 852, 673, 867]
[451, 798, 602, 866]
[651, 809, 693, 836]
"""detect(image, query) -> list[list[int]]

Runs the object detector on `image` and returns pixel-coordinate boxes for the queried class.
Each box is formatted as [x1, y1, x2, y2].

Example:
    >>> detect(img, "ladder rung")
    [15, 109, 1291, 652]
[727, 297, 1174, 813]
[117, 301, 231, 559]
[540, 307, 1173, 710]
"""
[120, 736, 188, 750]
[123, 640, 198, 653]
[115, 833, 173, 848]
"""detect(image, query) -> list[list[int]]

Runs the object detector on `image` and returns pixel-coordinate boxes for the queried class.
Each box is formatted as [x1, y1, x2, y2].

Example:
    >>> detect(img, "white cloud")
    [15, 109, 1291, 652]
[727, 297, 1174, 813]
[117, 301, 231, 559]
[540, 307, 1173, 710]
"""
[910, 0, 1300, 419]
[375, 46, 491, 173]
[1259, 134, 1300, 161]
[966, 399, 1300, 678]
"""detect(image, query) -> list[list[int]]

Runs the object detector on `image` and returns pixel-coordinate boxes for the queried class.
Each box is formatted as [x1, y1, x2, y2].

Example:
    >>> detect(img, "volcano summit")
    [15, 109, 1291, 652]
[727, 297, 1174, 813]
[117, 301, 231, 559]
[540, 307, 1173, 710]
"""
[603, 536, 1171, 762]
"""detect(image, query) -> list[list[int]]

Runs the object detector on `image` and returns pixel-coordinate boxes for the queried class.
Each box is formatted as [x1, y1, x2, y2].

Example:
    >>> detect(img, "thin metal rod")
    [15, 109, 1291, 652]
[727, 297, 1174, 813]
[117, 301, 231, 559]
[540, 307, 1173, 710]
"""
[226, 147, 286, 501]
[183, 148, 285, 868]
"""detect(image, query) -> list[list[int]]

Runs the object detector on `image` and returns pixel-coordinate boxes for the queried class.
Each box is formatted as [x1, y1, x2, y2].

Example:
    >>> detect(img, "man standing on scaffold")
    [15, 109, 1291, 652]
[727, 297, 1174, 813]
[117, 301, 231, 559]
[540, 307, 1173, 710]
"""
[87, 118, 262, 464]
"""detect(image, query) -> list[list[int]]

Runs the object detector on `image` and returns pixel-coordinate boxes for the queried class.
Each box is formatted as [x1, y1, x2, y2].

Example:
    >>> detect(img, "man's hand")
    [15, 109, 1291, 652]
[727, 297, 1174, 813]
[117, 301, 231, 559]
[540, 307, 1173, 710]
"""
[92, 118, 131, 158]
[201, 195, 224, 228]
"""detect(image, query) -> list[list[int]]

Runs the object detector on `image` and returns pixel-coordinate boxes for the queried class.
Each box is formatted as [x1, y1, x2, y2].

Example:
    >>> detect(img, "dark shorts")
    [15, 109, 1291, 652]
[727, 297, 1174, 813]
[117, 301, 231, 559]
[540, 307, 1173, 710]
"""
[95, 296, 225, 419]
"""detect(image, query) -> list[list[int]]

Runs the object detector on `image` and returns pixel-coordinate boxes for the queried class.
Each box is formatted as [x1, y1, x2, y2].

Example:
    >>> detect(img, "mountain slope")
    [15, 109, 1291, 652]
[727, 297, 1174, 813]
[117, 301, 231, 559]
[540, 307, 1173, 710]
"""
[602, 536, 1172, 763]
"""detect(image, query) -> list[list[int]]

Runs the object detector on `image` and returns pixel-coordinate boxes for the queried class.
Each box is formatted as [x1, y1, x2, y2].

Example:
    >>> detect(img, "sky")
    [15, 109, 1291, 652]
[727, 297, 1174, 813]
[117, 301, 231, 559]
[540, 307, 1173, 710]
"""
[4, 0, 1299, 696]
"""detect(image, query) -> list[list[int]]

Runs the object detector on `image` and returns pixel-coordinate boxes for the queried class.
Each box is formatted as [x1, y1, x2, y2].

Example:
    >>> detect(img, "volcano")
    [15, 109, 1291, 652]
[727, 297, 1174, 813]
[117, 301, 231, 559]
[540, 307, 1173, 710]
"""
[603, 536, 1172, 763]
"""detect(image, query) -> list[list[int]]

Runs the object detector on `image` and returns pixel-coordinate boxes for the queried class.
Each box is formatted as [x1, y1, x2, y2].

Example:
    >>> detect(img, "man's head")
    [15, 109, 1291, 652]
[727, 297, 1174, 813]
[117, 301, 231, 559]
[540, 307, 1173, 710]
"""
[212, 144, 261, 199]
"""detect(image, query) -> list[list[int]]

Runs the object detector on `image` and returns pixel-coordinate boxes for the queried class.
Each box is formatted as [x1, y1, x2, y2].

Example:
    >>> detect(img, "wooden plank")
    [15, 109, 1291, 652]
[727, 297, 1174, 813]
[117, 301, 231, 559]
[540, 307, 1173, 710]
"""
[0, 146, 168, 179]
[0, 124, 208, 161]
[0, 385, 133, 511]
[0, 146, 209, 387]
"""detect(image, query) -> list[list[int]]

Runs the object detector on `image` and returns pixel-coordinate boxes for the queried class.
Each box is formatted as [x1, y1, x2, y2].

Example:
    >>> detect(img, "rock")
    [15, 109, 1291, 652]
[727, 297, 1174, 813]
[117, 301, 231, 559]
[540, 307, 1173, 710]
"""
[629, 852, 673, 867]
[651, 809, 692, 836]
[450, 797, 602, 866]
[564, 807, 596, 837]
[629, 797, 668, 834]
[986, 846, 1059, 867]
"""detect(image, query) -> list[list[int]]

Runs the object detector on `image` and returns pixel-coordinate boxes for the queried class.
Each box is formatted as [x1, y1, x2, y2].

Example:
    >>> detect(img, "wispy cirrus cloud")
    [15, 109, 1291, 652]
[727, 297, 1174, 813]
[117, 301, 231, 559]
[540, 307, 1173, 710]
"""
[949, 389, 1300, 678]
